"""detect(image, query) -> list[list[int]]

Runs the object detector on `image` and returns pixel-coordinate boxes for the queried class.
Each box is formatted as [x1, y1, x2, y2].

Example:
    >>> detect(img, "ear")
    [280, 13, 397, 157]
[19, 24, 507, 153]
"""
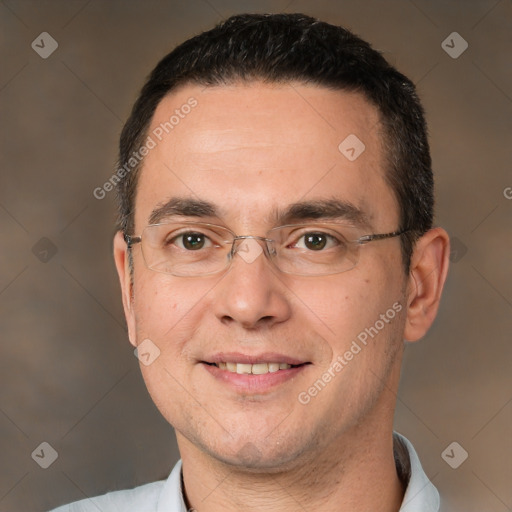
[113, 231, 137, 347]
[403, 227, 450, 342]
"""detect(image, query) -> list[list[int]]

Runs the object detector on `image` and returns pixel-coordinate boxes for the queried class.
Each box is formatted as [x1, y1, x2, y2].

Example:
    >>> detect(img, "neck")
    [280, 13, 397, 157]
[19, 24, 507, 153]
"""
[178, 421, 404, 512]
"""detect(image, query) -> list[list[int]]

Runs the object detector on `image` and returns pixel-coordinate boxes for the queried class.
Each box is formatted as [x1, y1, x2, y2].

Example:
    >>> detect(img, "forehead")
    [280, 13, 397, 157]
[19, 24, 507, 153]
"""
[134, 82, 398, 232]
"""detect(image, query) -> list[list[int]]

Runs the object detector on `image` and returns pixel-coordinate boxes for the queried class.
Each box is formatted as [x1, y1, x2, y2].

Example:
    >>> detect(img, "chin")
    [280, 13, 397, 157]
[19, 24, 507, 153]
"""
[207, 436, 311, 474]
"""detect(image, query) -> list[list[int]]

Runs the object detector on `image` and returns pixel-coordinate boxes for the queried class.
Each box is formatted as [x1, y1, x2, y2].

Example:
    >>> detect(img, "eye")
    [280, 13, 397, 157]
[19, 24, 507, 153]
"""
[292, 231, 342, 251]
[170, 231, 213, 251]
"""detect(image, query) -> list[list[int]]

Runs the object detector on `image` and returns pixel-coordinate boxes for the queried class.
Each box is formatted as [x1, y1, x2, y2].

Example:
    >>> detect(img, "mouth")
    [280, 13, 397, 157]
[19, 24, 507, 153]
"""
[202, 361, 308, 375]
[200, 353, 311, 393]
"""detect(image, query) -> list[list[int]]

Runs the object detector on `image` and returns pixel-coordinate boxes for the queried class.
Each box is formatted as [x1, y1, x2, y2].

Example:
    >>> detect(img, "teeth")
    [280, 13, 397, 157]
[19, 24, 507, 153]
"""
[214, 362, 294, 374]
[268, 363, 280, 373]
[236, 363, 252, 374]
[251, 363, 269, 374]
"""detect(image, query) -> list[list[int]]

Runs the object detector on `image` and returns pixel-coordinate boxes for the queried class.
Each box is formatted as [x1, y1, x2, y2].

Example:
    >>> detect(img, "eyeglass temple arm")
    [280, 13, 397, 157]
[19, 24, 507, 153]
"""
[124, 233, 142, 248]
[358, 229, 409, 244]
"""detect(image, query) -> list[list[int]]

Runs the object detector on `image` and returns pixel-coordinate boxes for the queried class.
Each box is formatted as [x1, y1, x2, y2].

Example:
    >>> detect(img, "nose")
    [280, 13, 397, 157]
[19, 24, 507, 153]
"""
[212, 237, 292, 330]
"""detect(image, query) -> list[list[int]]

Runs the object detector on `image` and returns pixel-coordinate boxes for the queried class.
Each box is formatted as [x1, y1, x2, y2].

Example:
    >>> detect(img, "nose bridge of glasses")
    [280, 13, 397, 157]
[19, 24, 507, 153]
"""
[230, 235, 275, 261]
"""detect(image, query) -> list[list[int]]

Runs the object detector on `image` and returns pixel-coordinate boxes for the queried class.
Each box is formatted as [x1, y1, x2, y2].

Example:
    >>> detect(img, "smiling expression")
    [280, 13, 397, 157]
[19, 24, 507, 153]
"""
[116, 81, 409, 470]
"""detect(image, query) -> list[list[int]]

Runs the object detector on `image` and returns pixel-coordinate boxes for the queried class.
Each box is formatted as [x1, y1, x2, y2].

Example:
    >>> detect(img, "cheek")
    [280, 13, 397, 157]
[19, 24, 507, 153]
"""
[289, 261, 405, 355]
[131, 273, 213, 418]
[287, 272, 383, 337]
[131, 271, 211, 346]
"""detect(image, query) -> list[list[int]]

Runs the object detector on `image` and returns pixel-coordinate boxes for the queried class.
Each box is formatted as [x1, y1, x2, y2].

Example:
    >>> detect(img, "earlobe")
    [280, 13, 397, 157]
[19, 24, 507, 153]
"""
[113, 231, 137, 347]
[403, 227, 450, 342]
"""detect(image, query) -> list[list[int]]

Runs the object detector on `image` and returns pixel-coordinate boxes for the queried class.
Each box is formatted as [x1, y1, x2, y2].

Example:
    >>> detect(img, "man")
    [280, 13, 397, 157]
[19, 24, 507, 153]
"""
[52, 12, 450, 512]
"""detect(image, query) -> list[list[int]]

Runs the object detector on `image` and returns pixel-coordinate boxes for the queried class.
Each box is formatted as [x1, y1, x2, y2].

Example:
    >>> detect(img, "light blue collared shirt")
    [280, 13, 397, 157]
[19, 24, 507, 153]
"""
[50, 433, 439, 511]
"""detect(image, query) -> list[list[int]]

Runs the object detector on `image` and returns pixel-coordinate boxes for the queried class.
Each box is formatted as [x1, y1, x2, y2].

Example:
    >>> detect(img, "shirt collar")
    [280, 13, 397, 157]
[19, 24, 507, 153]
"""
[156, 458, 187, 512]
[395, 432, 440, 511]
[157, 432, 439, 511]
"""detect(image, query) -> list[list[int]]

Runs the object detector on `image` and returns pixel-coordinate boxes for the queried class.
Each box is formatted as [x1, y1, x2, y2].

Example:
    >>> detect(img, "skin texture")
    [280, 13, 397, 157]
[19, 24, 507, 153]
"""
[114, 82, 450, 511]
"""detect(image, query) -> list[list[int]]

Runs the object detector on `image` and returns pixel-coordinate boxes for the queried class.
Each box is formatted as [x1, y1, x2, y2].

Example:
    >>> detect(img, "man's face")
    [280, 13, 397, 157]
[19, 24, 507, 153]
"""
[119, 83, 409, 469]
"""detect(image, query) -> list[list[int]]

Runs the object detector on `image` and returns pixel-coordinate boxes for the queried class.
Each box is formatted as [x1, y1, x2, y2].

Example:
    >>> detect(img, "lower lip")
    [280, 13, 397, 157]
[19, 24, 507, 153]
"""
[201, 363, 308, 393]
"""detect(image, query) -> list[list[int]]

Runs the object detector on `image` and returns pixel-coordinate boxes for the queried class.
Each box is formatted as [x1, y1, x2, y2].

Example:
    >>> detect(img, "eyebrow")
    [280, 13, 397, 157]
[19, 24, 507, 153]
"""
[272, 198, 371, 229]
[148, 197, 218, 225]
[148, 196, 372, 229]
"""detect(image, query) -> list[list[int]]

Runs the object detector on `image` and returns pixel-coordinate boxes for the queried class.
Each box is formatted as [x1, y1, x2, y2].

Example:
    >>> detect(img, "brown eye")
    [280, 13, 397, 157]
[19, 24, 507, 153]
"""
[304, 233, 327, 251]
[293, 231, 341, 251]
[171, 232, 211, 250]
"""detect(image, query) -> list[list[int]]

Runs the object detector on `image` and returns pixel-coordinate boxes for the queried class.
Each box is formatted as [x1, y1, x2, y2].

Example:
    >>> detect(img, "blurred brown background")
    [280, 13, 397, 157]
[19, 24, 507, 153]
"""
[1, 1, 511, 511]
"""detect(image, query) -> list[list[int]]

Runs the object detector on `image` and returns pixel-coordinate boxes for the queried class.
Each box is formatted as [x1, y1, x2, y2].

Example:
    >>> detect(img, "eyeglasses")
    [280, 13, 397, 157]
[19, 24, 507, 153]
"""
[124, 221, 408, 277]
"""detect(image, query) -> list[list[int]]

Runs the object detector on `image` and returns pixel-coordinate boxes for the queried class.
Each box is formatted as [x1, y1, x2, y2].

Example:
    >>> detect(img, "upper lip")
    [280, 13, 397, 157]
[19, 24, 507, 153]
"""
[202, 352, 309, 365]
